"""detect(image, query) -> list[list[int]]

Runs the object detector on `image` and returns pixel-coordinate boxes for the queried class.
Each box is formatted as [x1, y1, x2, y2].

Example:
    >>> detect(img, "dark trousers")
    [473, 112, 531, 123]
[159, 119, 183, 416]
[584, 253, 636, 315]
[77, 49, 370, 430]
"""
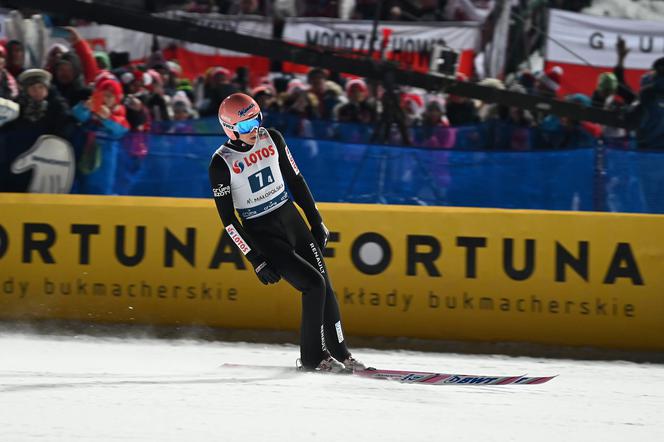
[244, 200, 350, 368]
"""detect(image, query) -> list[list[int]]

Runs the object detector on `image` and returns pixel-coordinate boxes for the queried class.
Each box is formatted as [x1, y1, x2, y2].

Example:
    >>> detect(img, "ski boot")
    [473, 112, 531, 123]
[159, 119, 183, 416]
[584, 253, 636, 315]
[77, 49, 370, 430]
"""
[342, 355, 370, 372]
[296, 354, 348, 373]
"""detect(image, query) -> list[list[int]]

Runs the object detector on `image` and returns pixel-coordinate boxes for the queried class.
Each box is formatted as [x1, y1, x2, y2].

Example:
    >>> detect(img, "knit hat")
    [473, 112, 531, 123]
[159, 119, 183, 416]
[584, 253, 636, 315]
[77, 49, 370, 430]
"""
[478, 78, 505, 90]
[97, 78, 123, 102]
[94, 51, 111, 70]
[47, 43, 69, 57]
[400, 93, 424, 114]
[597, 72, 618, 94]
[121, 70, 149, 86]
[172, 90, 193, 112]
[18, 69, 52, 88]
[425, 98, 446, 113]
[345, 78, 368, 94]
[251, 84, 275, 98]
[565, 93, 592, 107]
[537, 66, 564, 92]
[287, 78, 308, 94]
[166, 60, 182, 77]
[208, 67, 231, 79]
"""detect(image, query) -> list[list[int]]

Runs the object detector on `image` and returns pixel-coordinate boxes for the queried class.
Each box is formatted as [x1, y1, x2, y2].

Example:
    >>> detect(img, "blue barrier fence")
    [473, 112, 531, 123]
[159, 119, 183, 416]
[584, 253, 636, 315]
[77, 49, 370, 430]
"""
[2, 115, 662, 213]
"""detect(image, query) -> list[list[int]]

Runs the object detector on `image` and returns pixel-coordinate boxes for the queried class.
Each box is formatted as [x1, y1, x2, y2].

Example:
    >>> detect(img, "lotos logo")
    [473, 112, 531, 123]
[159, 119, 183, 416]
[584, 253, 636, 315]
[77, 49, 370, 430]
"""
[232, 145, 276, 174]
[225, 224, 251, 255]
[232, 160, 245, 174]
[237, 102, 256, 117]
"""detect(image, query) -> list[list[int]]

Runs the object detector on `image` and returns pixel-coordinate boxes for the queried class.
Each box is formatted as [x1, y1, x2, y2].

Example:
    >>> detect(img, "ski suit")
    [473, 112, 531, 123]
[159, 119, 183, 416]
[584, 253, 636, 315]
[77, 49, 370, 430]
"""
[208, 127, 350, 368]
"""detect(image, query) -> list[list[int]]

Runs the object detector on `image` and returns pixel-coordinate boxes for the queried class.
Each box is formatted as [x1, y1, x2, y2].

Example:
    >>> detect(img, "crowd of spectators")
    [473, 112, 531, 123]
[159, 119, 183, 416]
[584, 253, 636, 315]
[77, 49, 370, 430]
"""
[1, 0, 663, 173]
[179, 0, 591, 20]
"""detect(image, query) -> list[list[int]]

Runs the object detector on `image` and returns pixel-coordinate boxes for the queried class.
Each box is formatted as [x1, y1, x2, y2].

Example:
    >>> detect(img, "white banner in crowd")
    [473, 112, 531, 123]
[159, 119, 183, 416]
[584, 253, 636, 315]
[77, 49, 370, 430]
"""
[71, 16, 479, 76]
[75, 25, 154, 61]
[75, 15, 273, 60]
[546, 9, 664, 70]
[154, 11, 273, 56]
[283, 18, 480, 54]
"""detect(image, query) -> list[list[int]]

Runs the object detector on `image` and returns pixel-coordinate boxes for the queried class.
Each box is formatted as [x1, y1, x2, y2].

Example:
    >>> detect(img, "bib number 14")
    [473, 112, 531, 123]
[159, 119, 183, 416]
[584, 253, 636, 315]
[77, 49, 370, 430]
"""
[249, 167, 275, 193]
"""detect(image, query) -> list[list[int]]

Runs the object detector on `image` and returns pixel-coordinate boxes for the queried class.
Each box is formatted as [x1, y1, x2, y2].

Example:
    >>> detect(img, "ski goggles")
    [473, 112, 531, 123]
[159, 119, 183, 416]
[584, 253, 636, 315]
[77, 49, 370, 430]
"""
[234, 112, 263, 134]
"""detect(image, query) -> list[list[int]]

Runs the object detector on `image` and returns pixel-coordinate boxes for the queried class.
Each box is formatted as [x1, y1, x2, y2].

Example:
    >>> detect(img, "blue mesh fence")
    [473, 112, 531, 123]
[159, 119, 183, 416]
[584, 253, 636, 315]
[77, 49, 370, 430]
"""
[603, 147, 664, 213]
[76, 129, 601, 212]
[4, 115, 663, 214]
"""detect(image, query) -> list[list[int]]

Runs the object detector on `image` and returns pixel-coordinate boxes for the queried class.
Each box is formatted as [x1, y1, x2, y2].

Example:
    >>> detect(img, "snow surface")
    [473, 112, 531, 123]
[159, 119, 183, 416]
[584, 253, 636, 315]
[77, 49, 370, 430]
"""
[1, 333, 663, 442]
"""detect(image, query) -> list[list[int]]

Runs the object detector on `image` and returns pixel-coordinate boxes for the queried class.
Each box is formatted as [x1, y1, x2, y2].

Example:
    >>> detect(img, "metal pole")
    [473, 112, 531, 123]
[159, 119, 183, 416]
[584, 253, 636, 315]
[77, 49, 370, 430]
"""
[367, 0, 383, 60]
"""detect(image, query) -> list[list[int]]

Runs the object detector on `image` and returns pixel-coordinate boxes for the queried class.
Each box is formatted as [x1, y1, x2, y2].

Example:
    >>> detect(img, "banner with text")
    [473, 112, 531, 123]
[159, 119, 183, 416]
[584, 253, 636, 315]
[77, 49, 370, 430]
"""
[73, 17, 478, 79]
[545, 9, 663, 95]
[283, 18, 479, 74]
[0, 194, 662, 351]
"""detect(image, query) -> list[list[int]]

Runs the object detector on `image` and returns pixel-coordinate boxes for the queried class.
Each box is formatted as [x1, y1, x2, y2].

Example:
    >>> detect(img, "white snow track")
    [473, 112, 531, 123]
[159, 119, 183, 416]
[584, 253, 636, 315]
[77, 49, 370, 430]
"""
[0, 333, 662, 441]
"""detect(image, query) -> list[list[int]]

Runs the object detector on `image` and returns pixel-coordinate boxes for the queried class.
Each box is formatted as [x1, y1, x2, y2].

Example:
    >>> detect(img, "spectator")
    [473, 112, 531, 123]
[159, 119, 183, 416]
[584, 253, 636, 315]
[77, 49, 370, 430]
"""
[94, 51, 112, 71]
[251, 85, 280, 114]
[147, 60, 178, 97]
[537, 93, 601, 149]
[63, 27, 100, 84]
[399, 92, 424, 127]
[592, 72, 617, 109]
[199, 67, 238, 117]
[446, 74, 480, 126]
[119, 70, 152, 132]
[282, 79, 319, 138]
[534, 65, 563, 99]
[232, 66, 250, 94]
[602, 94, 627, 141]
[0, 45, 19, 100]
[306, 68, 342, 120]
[144, 69, 171, 122]
[419, 99, 455, 148]
[5, 40, 26, 78]
[10, 69, 72, 136]
[515, 70, 537, 95]
[421, 99, 449, 128]
[476, 77, 506, 121]
[43, 43, 69, 73]
[52, 51, 92, 109]
[612, 37, 636, 104]
[335, 79, 377, 124]
[171, 91, 198, 121]
[175, 78, 196, 104]
[284, 79, 319, 120]
[505, 84, 534, 129]
[628, 57, 664, 150]
[72, 77, 129, 139]
[485, 83, 533, 151]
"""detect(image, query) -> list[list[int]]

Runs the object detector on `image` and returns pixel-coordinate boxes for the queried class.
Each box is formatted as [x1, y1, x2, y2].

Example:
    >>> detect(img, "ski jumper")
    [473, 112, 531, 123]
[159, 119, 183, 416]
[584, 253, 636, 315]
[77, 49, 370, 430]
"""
[209, 127, 351, 368]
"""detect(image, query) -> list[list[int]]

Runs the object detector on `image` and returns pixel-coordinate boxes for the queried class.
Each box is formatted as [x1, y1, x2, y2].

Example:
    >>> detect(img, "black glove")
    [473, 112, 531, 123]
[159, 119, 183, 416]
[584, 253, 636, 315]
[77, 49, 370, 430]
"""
[311, 222, 330, 249]
[254, 260, 281, 285]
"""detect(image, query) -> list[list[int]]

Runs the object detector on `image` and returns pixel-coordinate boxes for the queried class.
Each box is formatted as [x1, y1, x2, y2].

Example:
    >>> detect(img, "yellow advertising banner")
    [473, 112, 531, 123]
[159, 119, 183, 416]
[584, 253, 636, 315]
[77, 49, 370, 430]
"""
[0, 193, 662, 351]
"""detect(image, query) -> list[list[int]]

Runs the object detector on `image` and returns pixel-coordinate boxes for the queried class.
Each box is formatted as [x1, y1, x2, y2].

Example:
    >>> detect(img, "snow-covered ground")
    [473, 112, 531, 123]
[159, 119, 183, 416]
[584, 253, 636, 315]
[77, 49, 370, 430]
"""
[0, 333, 662, 442]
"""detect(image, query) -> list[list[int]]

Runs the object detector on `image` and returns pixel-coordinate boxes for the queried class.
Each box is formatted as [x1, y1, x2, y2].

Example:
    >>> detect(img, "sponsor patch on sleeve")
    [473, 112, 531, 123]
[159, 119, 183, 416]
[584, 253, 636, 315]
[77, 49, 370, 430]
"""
[225, 224, 251, 255]
[284, 146, 300, 175]
[212, 184, 231, 197]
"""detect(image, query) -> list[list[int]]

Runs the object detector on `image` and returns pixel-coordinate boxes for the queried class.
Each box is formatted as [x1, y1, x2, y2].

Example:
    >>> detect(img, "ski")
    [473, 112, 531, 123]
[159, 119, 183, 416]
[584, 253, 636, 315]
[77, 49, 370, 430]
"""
[222, 364, 556, 385]
[353, 368, 556, 385]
